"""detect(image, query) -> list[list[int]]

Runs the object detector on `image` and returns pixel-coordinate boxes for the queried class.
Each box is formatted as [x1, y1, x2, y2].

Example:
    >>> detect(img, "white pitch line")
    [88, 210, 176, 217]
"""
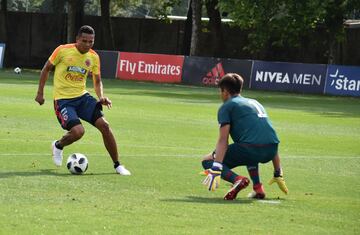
[257, 200, 281, 204]
[0, 153, 358, 159]
[0, 153, 202, 158]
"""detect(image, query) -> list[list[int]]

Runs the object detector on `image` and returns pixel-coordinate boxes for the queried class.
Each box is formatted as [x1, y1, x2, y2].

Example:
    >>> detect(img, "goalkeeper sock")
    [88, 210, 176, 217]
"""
[247, 165, 260, 185]
[221, 164, 241, 184]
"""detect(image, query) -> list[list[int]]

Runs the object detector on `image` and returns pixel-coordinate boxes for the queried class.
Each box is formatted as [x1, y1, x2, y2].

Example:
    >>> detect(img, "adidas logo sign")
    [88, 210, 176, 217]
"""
[202, 62, 225, 85]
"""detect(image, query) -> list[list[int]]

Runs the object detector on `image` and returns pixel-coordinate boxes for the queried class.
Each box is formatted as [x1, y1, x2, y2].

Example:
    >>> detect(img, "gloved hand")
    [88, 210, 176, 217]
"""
[202, 162, 222, 191]
[268, 170, 288, 194]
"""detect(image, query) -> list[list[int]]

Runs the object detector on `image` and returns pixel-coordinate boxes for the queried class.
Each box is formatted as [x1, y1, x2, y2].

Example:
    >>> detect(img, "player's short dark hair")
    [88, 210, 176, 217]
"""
[77, 25, 95, 36]
[218, 73, 244, 95]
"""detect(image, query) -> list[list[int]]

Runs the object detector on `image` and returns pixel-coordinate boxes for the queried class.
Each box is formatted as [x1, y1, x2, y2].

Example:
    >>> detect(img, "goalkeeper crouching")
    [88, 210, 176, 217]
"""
[202, 73, 288, 200]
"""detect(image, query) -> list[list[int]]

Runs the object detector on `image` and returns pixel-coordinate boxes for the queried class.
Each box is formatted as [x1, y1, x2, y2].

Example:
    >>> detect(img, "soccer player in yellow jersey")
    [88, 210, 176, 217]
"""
[35, 25, 131, 175]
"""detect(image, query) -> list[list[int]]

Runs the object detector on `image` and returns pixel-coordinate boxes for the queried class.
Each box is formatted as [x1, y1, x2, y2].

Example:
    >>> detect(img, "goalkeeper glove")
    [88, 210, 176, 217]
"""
[202, 162, 222, 191]
[268, 170, 288, 194]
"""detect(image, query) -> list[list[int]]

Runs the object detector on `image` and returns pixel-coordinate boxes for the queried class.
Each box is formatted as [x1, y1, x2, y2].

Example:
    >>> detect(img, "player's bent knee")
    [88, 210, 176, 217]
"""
[70, 125, 85, 140]
[96, 118, 110, 133]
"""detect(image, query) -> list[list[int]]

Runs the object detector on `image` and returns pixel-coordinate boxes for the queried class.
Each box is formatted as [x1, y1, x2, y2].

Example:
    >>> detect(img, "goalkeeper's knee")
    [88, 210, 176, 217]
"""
[202, 159, 213, 170]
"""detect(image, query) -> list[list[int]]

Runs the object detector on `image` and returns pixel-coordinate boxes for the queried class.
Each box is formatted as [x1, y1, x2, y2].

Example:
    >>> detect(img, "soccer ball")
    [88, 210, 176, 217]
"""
[14, 67, 21, 74]
[66, 153, 88, 175]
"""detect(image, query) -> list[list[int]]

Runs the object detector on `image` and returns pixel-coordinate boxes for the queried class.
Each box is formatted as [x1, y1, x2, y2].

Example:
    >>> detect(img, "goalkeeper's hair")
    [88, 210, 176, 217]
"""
[218, 73, 244, 95]
[77, 25, 95, 36]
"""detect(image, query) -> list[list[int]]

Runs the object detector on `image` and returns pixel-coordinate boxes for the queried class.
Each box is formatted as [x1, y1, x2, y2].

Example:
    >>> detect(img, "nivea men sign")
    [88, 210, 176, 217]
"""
[250, 61, 327, 93]
[325, 65, 360, 97]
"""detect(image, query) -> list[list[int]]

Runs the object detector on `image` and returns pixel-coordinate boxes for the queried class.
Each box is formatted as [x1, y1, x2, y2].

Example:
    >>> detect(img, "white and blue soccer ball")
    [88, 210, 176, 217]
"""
[14, 67, 22, 74]
[66, 153, 89, 175]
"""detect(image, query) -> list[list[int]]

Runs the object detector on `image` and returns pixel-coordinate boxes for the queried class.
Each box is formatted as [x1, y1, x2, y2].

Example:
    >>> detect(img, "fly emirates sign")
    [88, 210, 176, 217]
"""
[117, 52, 184, 83]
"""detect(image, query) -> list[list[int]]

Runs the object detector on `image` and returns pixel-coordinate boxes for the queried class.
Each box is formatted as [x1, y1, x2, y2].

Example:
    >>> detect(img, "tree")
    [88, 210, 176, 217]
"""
[0, 0, 7, 43]
[67, 0, 84, 43]
[41, 0, 67, 14]
[182, 0, 192, 55]
[100, 0, 114, 50]
[190, 0, 202, 56]
[205, 0, 224, 57]
[219, 0, 360, 62]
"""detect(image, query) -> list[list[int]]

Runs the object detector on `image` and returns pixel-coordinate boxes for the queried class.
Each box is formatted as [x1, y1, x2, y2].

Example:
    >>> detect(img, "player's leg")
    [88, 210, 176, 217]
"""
[221, 144, 252, 200]
[246, 164, 265, 199]
[78, 94, 130, 175]
[94, 117, 131, 175]
[246, 144, 279, 199]
[52, 99, 84, 166]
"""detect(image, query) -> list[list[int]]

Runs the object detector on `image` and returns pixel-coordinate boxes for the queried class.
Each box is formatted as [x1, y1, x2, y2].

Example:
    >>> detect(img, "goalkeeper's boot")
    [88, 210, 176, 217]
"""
[51, 140, 63, 167]
[248, 183, 266, 199]
[115, 165, 131, 176]
[224, 177, 250, 200]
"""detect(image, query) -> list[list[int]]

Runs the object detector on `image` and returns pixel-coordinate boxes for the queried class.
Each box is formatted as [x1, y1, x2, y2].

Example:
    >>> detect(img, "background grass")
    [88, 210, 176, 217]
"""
[0, 70, 359, 235]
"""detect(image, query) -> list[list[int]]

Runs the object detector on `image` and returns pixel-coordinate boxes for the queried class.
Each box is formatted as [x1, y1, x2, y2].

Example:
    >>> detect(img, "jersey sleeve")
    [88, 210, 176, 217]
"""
[91, 53, 101, 76]
[217, 103, 231, 126]
[48, 45, 63, 66]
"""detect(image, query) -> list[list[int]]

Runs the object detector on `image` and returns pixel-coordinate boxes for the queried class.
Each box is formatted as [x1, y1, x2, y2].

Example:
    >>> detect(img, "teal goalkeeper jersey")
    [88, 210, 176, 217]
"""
[217, 95, 280, 144]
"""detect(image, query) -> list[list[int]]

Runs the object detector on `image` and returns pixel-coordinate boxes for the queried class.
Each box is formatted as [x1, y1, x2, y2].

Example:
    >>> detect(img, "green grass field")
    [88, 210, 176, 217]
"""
[0, 69, 359, 235]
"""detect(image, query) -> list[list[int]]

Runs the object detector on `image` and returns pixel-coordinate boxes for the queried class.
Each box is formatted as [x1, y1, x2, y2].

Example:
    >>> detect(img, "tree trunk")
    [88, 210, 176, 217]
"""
[100, 0, 114, 50]
[205, 0, 224, 57]
[190, 0, 202, 56]
[0, 0, 7, 43]
[67, 0, 84, 43]
[182, 0, 192, 55]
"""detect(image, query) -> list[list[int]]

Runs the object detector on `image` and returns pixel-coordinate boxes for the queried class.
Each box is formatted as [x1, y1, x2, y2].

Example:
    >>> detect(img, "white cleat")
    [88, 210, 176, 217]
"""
[115, 165, 131, 176]
[51, 141, 63, 167]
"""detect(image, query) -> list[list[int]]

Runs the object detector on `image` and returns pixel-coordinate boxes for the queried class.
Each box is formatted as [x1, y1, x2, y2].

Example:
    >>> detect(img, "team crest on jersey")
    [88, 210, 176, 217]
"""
[85, 59, 91, 67]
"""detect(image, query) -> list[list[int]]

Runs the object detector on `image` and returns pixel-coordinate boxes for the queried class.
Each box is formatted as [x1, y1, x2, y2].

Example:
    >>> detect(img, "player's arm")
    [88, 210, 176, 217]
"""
[203, 124, 230, 191]
[93, 74, 112, 109]
[35, 60, 54, 105]
[214, 124, 230, 164]
[269, 153, 289, 194]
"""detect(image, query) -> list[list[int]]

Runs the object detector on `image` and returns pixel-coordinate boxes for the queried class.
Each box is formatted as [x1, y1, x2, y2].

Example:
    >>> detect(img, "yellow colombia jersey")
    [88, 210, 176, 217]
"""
[49, 43, 100, 100]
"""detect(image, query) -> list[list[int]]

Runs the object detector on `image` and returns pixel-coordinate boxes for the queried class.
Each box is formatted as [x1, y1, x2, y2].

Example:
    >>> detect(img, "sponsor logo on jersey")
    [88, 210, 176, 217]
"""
[67, 66, 87, 75]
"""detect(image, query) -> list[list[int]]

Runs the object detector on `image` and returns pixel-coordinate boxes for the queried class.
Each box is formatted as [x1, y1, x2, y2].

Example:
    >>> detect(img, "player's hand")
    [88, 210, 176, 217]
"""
[35, 92, 45, 105]
[268, 174, 288, 194]
[202, 162, 222, 191]
[99, 97, 112, 109]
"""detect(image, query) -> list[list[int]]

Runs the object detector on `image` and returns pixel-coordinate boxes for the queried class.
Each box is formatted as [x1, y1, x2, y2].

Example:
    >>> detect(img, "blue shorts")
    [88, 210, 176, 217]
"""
[54, 93, 103, 130]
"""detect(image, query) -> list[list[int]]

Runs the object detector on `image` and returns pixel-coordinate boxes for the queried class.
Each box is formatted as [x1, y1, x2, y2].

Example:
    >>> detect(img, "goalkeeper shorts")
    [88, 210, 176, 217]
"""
[222, 143, 278, 168]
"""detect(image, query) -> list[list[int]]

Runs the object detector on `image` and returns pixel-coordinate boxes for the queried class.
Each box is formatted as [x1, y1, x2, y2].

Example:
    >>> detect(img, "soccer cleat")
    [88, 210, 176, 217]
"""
[51, 141, 63, 167]
[223, 177, 250, 200]
[248, 183, 266, 199]
[115, 165, 131, 176]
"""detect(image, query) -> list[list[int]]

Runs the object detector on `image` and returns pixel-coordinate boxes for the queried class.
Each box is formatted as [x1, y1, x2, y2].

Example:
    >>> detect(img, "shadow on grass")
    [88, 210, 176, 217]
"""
[161, 196, 286, 205]
[161, 196, 254, 204]
[0, 169, 116, 178]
